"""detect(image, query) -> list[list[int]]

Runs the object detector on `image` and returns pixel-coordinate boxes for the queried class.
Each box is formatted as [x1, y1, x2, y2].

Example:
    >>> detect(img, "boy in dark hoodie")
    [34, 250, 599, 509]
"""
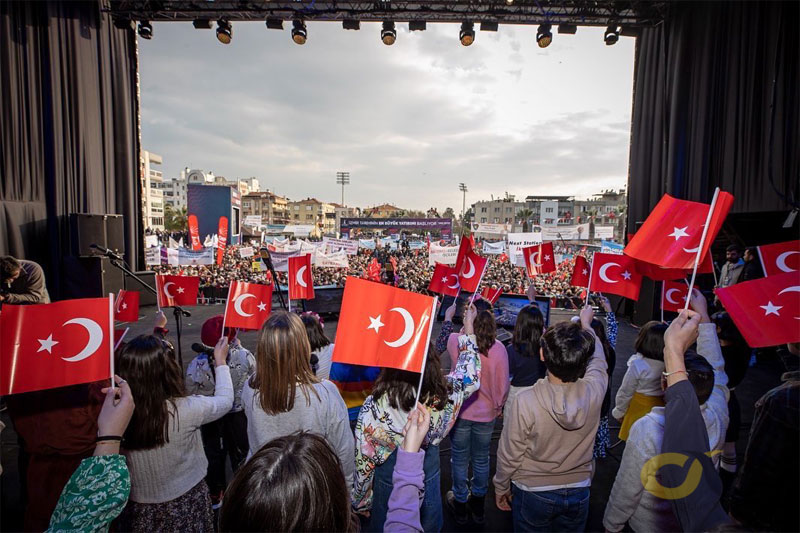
[493, 305, 607, 532]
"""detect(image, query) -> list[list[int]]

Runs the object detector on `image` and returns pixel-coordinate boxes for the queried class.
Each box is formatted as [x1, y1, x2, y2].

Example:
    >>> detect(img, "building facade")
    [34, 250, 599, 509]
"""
[159, 168, 262, 211]
[288, 198, 337, 238]
[332, 204, 360, 235]
[241, 190, 290, 226]
[141, 150, 165, 230]
[366, 203, 404, 218]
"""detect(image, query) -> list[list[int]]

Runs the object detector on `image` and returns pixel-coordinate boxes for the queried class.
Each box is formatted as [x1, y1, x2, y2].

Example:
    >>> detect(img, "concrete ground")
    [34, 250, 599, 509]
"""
[0, 304, 786, 531]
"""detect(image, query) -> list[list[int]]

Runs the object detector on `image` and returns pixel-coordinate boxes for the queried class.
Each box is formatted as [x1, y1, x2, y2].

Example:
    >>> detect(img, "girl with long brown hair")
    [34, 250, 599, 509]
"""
[242, 311, 354, 486]
[116, 319, 233, 532]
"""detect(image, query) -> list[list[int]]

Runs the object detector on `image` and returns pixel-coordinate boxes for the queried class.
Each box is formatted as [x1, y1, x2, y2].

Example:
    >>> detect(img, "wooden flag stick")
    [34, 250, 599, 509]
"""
[585, 260, 594, 307]
[468, 261, 489, 306]
[221, 284, 232, 340]
[108, 294, 115, 389]
[660, 282, 665, 323]
[413, 297, 438, 407]
[683, 187, 720, 313]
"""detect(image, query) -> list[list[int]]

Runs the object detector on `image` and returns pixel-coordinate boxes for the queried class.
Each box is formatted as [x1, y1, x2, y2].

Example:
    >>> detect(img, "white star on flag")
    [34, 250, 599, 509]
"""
[760, 301, 782, 316]
[582, 269, 589, 275]
[121, 303, 128, 309]
[37, 334, 58, 354]
[668, 227, 690, 241]
[621, 270, 632, 280]
[257, 302, 267, 312]
[441, 277, 448, 283]
[368, 315, 385, 333]
[544, 255, 551, 261]
[177, 287, 185, 293]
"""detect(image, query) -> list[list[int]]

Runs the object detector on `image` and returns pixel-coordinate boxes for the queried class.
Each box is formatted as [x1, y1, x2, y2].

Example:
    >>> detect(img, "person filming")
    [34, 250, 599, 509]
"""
[0, 255, 49, 305]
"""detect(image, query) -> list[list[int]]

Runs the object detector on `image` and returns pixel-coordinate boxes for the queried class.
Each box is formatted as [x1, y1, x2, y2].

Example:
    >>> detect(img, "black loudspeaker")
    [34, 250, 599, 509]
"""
[70, 213, 125, 257]
[125, 271, 157, 307]
[632, 278, 659, 326]
[62, 256, 125, 299]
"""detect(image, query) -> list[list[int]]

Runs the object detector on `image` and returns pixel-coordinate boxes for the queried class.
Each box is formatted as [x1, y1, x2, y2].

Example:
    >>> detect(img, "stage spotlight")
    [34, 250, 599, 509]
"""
[216, 20, 232, 44]
[343, 20, 360, 30]
[536, 23, 552, 48]
[557, 23, 577, 35]
[604, 24, 620, 45]
[292, 20, 307, 45]
[460, 22, 475, 46]
[381, 21, 396, 45]
[192, 19, 212, 30]
[266, 18, 283, 30]
[409, 20, 426, 31]
[138, 20, 153, 40]
[506, 0, 514, 5]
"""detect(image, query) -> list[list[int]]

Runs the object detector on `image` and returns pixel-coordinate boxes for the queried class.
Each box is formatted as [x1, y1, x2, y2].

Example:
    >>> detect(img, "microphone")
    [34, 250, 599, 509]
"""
[191, 342, 215, 356]
[89, 243, 122, 260]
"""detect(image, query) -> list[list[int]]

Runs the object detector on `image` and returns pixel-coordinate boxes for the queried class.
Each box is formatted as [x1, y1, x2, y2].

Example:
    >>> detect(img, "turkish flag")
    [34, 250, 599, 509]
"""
[661, 280, 690, 313]
[571, 255, 591, 287]
[155, 275, 200, 307]
[114, 290, 140, 322]
[589, 253, 643, 300]
[367, 257, 381, 282]
[216, 216, 229, 266]
[634, 254, 714, 281]
[332, 277, 437, 372]
[428, 263, 460, 297]
[522, 243, 556, 277]
[498, 253, 509, 263]
[758, 240, 800, 277]
[454, 236, 473, 274]
[458, 249, 488, 293]
[715, 271, 800, 348]
[288, 254, 315, 300]
[188, 214, 202, 250]
[624, 192, 734, 270]
[481, 286, 503, 304]
[223, 281, 273, 330]
[0, 297, 113, 395]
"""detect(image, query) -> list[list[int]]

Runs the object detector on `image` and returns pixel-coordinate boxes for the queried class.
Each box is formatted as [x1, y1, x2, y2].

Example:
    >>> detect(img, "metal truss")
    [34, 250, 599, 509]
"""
[105, 1, 668, 27]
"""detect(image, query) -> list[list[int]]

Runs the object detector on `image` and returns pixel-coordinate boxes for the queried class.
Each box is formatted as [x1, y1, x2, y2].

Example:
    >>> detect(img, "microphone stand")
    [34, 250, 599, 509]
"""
[261, 251, 288, 311]
[103, 252, 190, 368]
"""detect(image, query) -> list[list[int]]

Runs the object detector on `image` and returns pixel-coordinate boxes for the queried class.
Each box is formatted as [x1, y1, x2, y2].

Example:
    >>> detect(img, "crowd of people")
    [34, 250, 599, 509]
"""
[148, 239, 595, 305]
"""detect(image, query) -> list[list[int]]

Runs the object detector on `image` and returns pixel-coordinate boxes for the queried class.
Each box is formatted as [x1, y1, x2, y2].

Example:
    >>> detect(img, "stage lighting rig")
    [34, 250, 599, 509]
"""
[409, 20, 426, 32]
[459, 22, 475, 46]
[138, 20, 153, 39]
[292, 19, 307, 45]
[265, 18, 283, 30]
[381, 21, 396, 45]
[604, 24, 620, 45]
[343, 19, 360, 30]
[557, 23, 577, 35]
[216, 19, 232, 44]
[536, 23, 552, 48]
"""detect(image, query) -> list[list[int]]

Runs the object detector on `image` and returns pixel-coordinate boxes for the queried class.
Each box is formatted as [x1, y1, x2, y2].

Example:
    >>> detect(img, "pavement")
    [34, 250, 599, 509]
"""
[0, 304, 786, 531]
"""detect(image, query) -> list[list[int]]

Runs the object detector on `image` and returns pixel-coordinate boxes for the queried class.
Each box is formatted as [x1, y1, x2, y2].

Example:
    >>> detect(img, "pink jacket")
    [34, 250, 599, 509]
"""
[447, 333, 509, 422]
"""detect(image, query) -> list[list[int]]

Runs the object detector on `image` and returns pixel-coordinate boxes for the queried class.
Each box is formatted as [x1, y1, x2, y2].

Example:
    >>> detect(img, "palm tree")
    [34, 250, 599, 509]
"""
[164, 205, 188, 231]
[516, 208, 534, 232]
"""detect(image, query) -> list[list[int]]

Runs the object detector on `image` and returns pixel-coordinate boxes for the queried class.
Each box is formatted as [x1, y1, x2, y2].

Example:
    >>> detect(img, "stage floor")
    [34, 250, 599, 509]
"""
[1, 304, 786, 531]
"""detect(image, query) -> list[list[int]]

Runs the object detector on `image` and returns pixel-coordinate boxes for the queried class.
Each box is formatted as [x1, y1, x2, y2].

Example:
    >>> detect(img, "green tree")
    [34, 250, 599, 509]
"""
[164, 204, 187, 232]
[516, 208, 534, 232]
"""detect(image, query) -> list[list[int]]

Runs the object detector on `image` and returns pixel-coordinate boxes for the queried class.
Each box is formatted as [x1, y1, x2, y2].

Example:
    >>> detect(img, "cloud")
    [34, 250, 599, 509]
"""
[139, 22, 634, 211]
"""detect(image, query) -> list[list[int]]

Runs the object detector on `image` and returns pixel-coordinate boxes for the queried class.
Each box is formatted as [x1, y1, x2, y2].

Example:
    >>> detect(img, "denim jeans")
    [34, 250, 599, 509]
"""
[511, 485, 590, 532]
[368, 444, 443, 532]
[450, 418, 495, 502]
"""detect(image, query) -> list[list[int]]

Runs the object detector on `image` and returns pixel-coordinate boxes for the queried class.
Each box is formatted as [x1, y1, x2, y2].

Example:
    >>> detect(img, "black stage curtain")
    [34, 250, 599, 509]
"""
[0, 1, 140, 299]
[628, 1, 799, 230]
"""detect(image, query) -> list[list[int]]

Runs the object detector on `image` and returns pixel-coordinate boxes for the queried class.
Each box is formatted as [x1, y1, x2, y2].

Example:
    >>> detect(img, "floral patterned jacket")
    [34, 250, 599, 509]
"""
[352, 334, 481, 512]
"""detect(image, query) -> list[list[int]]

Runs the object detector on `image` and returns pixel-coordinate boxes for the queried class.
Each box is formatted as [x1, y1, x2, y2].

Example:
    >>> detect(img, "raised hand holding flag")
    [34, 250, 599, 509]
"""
[428, 263, 460, 297]
[589, 253, 642, 300]
[458, 249, 488, 293]
[661, 280, 690, 313]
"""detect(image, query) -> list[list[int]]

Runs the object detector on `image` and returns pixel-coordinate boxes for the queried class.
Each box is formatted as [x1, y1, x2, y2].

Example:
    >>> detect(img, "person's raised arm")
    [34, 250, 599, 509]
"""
[195, 336, 234, 425]
[434, 302, 457, 353]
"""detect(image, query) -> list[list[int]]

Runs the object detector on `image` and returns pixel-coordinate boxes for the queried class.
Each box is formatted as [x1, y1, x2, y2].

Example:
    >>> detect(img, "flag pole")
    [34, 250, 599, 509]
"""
[683, 187, 720, 313]
[584, 260, 594, 307]
[414, 297, 438, 407]
[155, 275, 162, 313]
[660, 282, 665, 323]
[108, 294, 115, 389]
[468, 261, 489, 306]
[221, 284, 232, 340]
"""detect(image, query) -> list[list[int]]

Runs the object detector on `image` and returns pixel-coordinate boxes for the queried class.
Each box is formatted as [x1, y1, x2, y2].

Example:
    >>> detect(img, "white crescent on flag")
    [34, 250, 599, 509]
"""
[61, 318, 104, 362]
[446, 274, 460, 289]
[296, 265, 308, 288]
[461, 258, 475, 279]
[233, 293, 256, 317]
[163, 282, 176, 299]
[777, 285, 800, 319]
[384, 307, 415, 348]
[598, 262, 620, 284]
[776, 251, 799, 273]
[665, 288, 683, 304]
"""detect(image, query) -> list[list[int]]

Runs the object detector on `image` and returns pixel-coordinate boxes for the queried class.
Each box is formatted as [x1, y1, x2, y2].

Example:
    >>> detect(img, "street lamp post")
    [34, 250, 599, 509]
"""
[336, 172, 350, 206]
[458, 182, 468, 234]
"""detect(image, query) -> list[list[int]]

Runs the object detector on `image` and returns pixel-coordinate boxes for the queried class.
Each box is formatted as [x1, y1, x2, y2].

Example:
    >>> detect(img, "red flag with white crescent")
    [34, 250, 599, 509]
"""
[715, 271, 800, 347]
[661, 280, 690, 313]
[332, 277, 437, 372]
[522, 242, 556, 277]
[480, 286, 503, 304]
[570, 256, 590, 287]
[288, 254, 315, 300]
[155, 275, 199, 307]
[0, 297, 113, 395]
[188, 214, 203, 251]
[428, 263, 460, 297]
[223, 281, 273, 330]
[757, 240, 800, 277]
[114, 290, 140, 322]
[458, 249, 488, 293]
[589, 253, 642, 300]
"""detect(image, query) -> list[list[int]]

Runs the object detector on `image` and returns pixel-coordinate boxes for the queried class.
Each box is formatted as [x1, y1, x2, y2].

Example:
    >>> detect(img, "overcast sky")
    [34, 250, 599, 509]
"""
[139, 21, 635, 212]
